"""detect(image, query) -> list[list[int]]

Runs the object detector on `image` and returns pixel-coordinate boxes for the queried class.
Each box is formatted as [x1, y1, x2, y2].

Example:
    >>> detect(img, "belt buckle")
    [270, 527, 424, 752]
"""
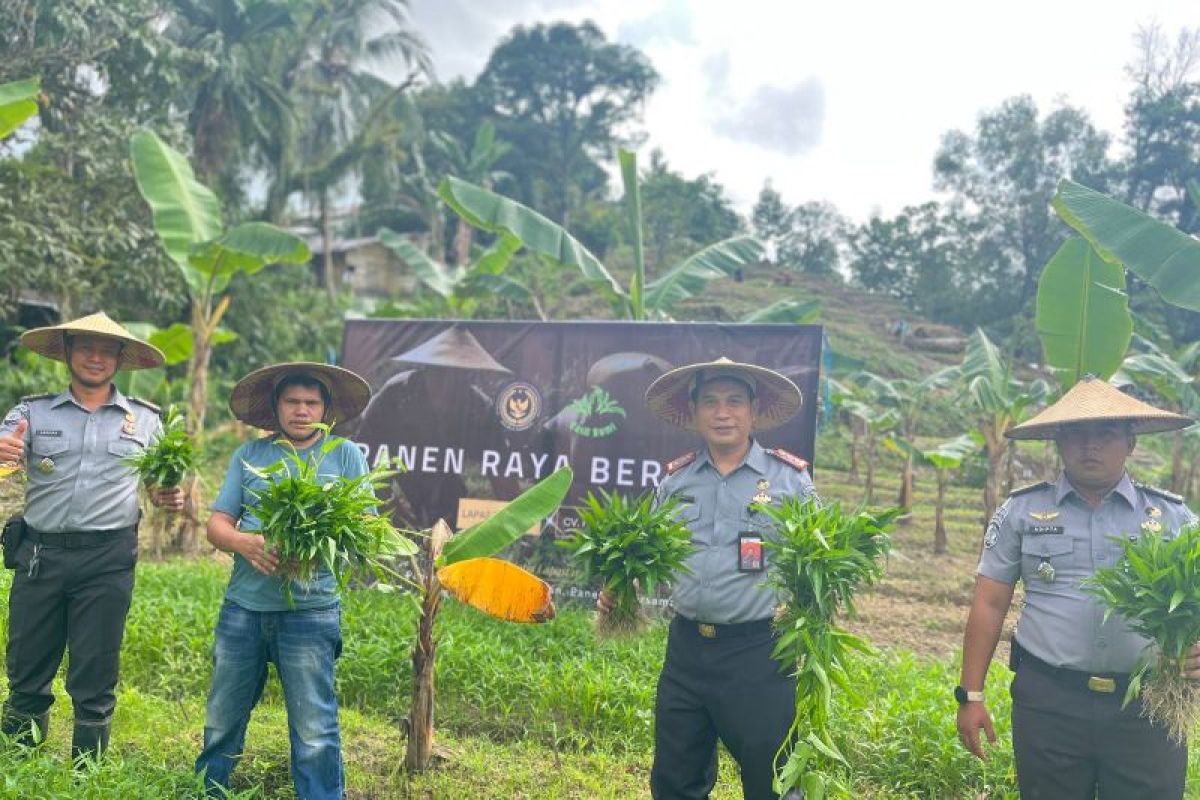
[697, 623, 717, 639]
[1087, 676, 1116, 694]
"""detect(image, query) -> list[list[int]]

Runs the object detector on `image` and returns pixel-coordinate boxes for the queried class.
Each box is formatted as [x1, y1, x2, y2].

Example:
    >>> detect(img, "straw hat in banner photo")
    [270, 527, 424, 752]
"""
[1006, 375, 1193, 440]
[20, 312, 165, 371]
[230, 362, 371, 431]
[645, 356, 803, 431]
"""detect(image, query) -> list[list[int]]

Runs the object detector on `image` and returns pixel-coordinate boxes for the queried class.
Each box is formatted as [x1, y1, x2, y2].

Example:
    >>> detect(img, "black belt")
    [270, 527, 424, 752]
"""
[1017, 643, 1131, 696]
[26, 525, 136, 548]
[674, 615, 773, 640]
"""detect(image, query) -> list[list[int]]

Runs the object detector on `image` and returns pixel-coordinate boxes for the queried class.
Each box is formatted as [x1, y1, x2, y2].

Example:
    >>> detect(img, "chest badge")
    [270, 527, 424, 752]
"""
[37, 457, 55, 475]
[1028, 510, 1059, 521]
[1036, 559, 1056, 583]
[752, 478, 771, 505]
[1146, 506, 1162, 519]
[1141, 519, 1162, 534]
[122, 412, 137, 436]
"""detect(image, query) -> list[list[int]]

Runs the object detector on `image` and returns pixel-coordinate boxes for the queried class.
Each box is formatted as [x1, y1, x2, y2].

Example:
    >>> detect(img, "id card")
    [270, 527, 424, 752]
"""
[738, 532, 764, 572]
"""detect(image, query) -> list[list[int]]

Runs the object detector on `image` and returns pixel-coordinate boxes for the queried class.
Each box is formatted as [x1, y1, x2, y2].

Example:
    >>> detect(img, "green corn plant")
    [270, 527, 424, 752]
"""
[758, 497, 899, 799]
[559, 489, 693, 637]
[1085, 523, 1200, 743]
[123, 406, 198, 489]
[249, 424, 418, 605]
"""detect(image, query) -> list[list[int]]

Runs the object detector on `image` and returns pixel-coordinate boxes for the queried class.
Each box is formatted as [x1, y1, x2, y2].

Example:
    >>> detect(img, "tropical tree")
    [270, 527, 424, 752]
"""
[405, 468, 571, 771]
[837, 396, 899, 506]
[1115, 338, 1200, 494]
[886, 434, 977, 553]
[956, 329, 1052, 523]
[131, 130, 310, 548]
[437, 150, 820, 323]
[428, 121, 512, 265]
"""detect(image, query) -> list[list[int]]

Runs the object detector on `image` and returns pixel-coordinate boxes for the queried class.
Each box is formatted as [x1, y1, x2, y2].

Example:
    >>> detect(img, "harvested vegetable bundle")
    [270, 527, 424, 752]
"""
[124, 405, 197, 488]
[249, 427, 417, 604]
[1085, 523, 1200, 743]
[560, 489, 692, 637]
[758, 496, 898, 798]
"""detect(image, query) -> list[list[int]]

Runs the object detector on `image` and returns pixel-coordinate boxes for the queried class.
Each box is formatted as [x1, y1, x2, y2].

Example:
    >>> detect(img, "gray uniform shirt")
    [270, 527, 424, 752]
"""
[656, 439, 817, 624]
[0, 387, 162, 532]
[978, 472, 1197, 674]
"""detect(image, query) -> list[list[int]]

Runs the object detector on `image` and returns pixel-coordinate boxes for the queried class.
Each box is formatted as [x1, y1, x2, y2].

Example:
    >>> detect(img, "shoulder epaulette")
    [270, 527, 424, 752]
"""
[665, 451, 699, 476]
[766, 448, 810, 472]
[1009, 481, 1051, 498]
[19, 393, 54, 403]
[129, 396, 161, 414]
[1136, 482, 1185, 504]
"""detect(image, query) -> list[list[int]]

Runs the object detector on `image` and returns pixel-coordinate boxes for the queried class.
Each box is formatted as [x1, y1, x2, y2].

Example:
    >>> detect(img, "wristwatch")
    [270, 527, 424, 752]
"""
[954, 685, 984, 705]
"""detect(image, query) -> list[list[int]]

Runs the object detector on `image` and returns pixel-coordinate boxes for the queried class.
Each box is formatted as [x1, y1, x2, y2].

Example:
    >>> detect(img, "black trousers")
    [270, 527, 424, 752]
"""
[651, 616, 796, 800]
[1011, 660, 1187, 799]
[5, 529, 138, 724]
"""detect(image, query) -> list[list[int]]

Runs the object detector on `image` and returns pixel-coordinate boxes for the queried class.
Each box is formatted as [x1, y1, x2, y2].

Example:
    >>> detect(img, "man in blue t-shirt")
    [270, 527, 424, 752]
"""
[195, 362, 371, 800]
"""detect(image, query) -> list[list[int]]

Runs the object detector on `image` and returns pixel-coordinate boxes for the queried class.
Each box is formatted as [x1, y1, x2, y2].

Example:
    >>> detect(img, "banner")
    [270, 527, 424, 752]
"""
[339, 320, 822, 588]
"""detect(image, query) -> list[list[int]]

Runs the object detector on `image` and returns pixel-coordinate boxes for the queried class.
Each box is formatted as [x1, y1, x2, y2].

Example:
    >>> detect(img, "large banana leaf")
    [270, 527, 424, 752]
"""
[147, 322, 237, 365]
[378, 227, 458, 297]
[619, 149, 646, 319]
[0, 78, 40, 140]
[130, 130, 223, 293]
[188, 222, 310, 295]
[437, 177, 622, 296]
[740, 298, 822, 323]
[885, 434, 976, 470]
[439, 467, 573, 566]
[1052, 179, 1200, 312]
[1035, 237, 1132, 389]
[644, 235, 764, 313]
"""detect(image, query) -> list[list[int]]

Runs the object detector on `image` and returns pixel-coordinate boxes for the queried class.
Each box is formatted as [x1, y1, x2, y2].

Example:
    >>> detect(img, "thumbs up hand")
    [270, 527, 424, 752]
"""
[0, 419, 28, 464]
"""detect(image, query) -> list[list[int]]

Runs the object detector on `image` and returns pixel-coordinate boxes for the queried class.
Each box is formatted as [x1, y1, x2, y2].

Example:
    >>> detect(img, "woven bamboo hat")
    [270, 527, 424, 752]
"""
[1006, 375, 1193, 440]
[230, 362, 371, 431]
[645, 357, 802, 431]
[390, 326, 511, 374]
[20, 312, 164, 370]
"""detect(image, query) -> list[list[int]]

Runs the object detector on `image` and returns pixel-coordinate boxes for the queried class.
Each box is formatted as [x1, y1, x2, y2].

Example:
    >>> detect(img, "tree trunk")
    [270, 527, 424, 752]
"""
[848, 420, 861, 480]
[1170, 433, 1185, 493]
[896, 455, 914, 512]
[864, 438, 876, 505]
[934, 473, 947, 554]
[177, 302, 213, 554]
[452, 218, 473, 267]
[405, 565, 442, 771]
[320, 191, 337, 301]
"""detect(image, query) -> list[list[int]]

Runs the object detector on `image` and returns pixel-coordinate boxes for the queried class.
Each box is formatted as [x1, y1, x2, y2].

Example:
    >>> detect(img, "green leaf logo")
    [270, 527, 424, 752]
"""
[567, 385, 626, 438]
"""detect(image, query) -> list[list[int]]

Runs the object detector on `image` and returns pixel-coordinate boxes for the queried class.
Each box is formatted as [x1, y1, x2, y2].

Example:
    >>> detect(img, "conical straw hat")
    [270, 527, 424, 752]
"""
[230, 362, 371, 431]
[20, 312, 164, 370]
[1006, 375, 1193, 440]
[390, 326, 511, 374]
[645, 357, 802, 431]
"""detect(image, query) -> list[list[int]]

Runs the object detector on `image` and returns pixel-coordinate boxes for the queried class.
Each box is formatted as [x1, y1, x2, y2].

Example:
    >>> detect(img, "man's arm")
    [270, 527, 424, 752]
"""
[207, 511, 278, 576]
[957, 575, 1016, 759]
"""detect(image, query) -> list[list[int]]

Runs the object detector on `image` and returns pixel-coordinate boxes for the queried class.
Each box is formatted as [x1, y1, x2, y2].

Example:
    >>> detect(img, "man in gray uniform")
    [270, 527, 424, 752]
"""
[957, 376, 1200, 798]
[628, 357, 815, 800]
[0, 312, 184, 761]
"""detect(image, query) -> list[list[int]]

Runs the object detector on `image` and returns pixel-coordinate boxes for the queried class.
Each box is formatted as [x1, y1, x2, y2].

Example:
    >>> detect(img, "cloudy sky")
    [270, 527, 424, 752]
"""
[408, 0, 1196, 221]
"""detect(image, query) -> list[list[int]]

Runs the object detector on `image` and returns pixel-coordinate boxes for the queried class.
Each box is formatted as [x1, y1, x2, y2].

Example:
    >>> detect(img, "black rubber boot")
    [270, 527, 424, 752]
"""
[70, 721, 110, 767]
[1, 706, 48, 748]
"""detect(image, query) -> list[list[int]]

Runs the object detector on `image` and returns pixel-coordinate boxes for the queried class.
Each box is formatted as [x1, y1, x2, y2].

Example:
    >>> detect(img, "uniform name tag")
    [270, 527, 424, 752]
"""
[738, 532, 764, 572]
[33, 430, 62, 437]
[1028, 525, 1064, 536]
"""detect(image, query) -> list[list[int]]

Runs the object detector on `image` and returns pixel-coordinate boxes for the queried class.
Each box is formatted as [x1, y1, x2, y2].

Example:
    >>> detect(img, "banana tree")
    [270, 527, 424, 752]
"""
[0, 78, 40, 140]
[405, 467, 572, 771]
[437, 150, 818, 323]
[131, 131, 309, 550]
[837, 394, 900, 505]
[1114, 338, 1200, 494]
[957, 329, 1052, 523]
[853, 368, 957, 512]
[375, 227, 535, 318]
[1035, 236, 1133, 390]
[428, 121, 512, 266]
[1052, 179, 1200, 314]
[886, 434, 977, 553]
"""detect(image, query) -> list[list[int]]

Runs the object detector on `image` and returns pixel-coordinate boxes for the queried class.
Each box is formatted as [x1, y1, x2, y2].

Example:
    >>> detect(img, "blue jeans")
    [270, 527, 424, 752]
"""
[195, 600, 343, 800]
